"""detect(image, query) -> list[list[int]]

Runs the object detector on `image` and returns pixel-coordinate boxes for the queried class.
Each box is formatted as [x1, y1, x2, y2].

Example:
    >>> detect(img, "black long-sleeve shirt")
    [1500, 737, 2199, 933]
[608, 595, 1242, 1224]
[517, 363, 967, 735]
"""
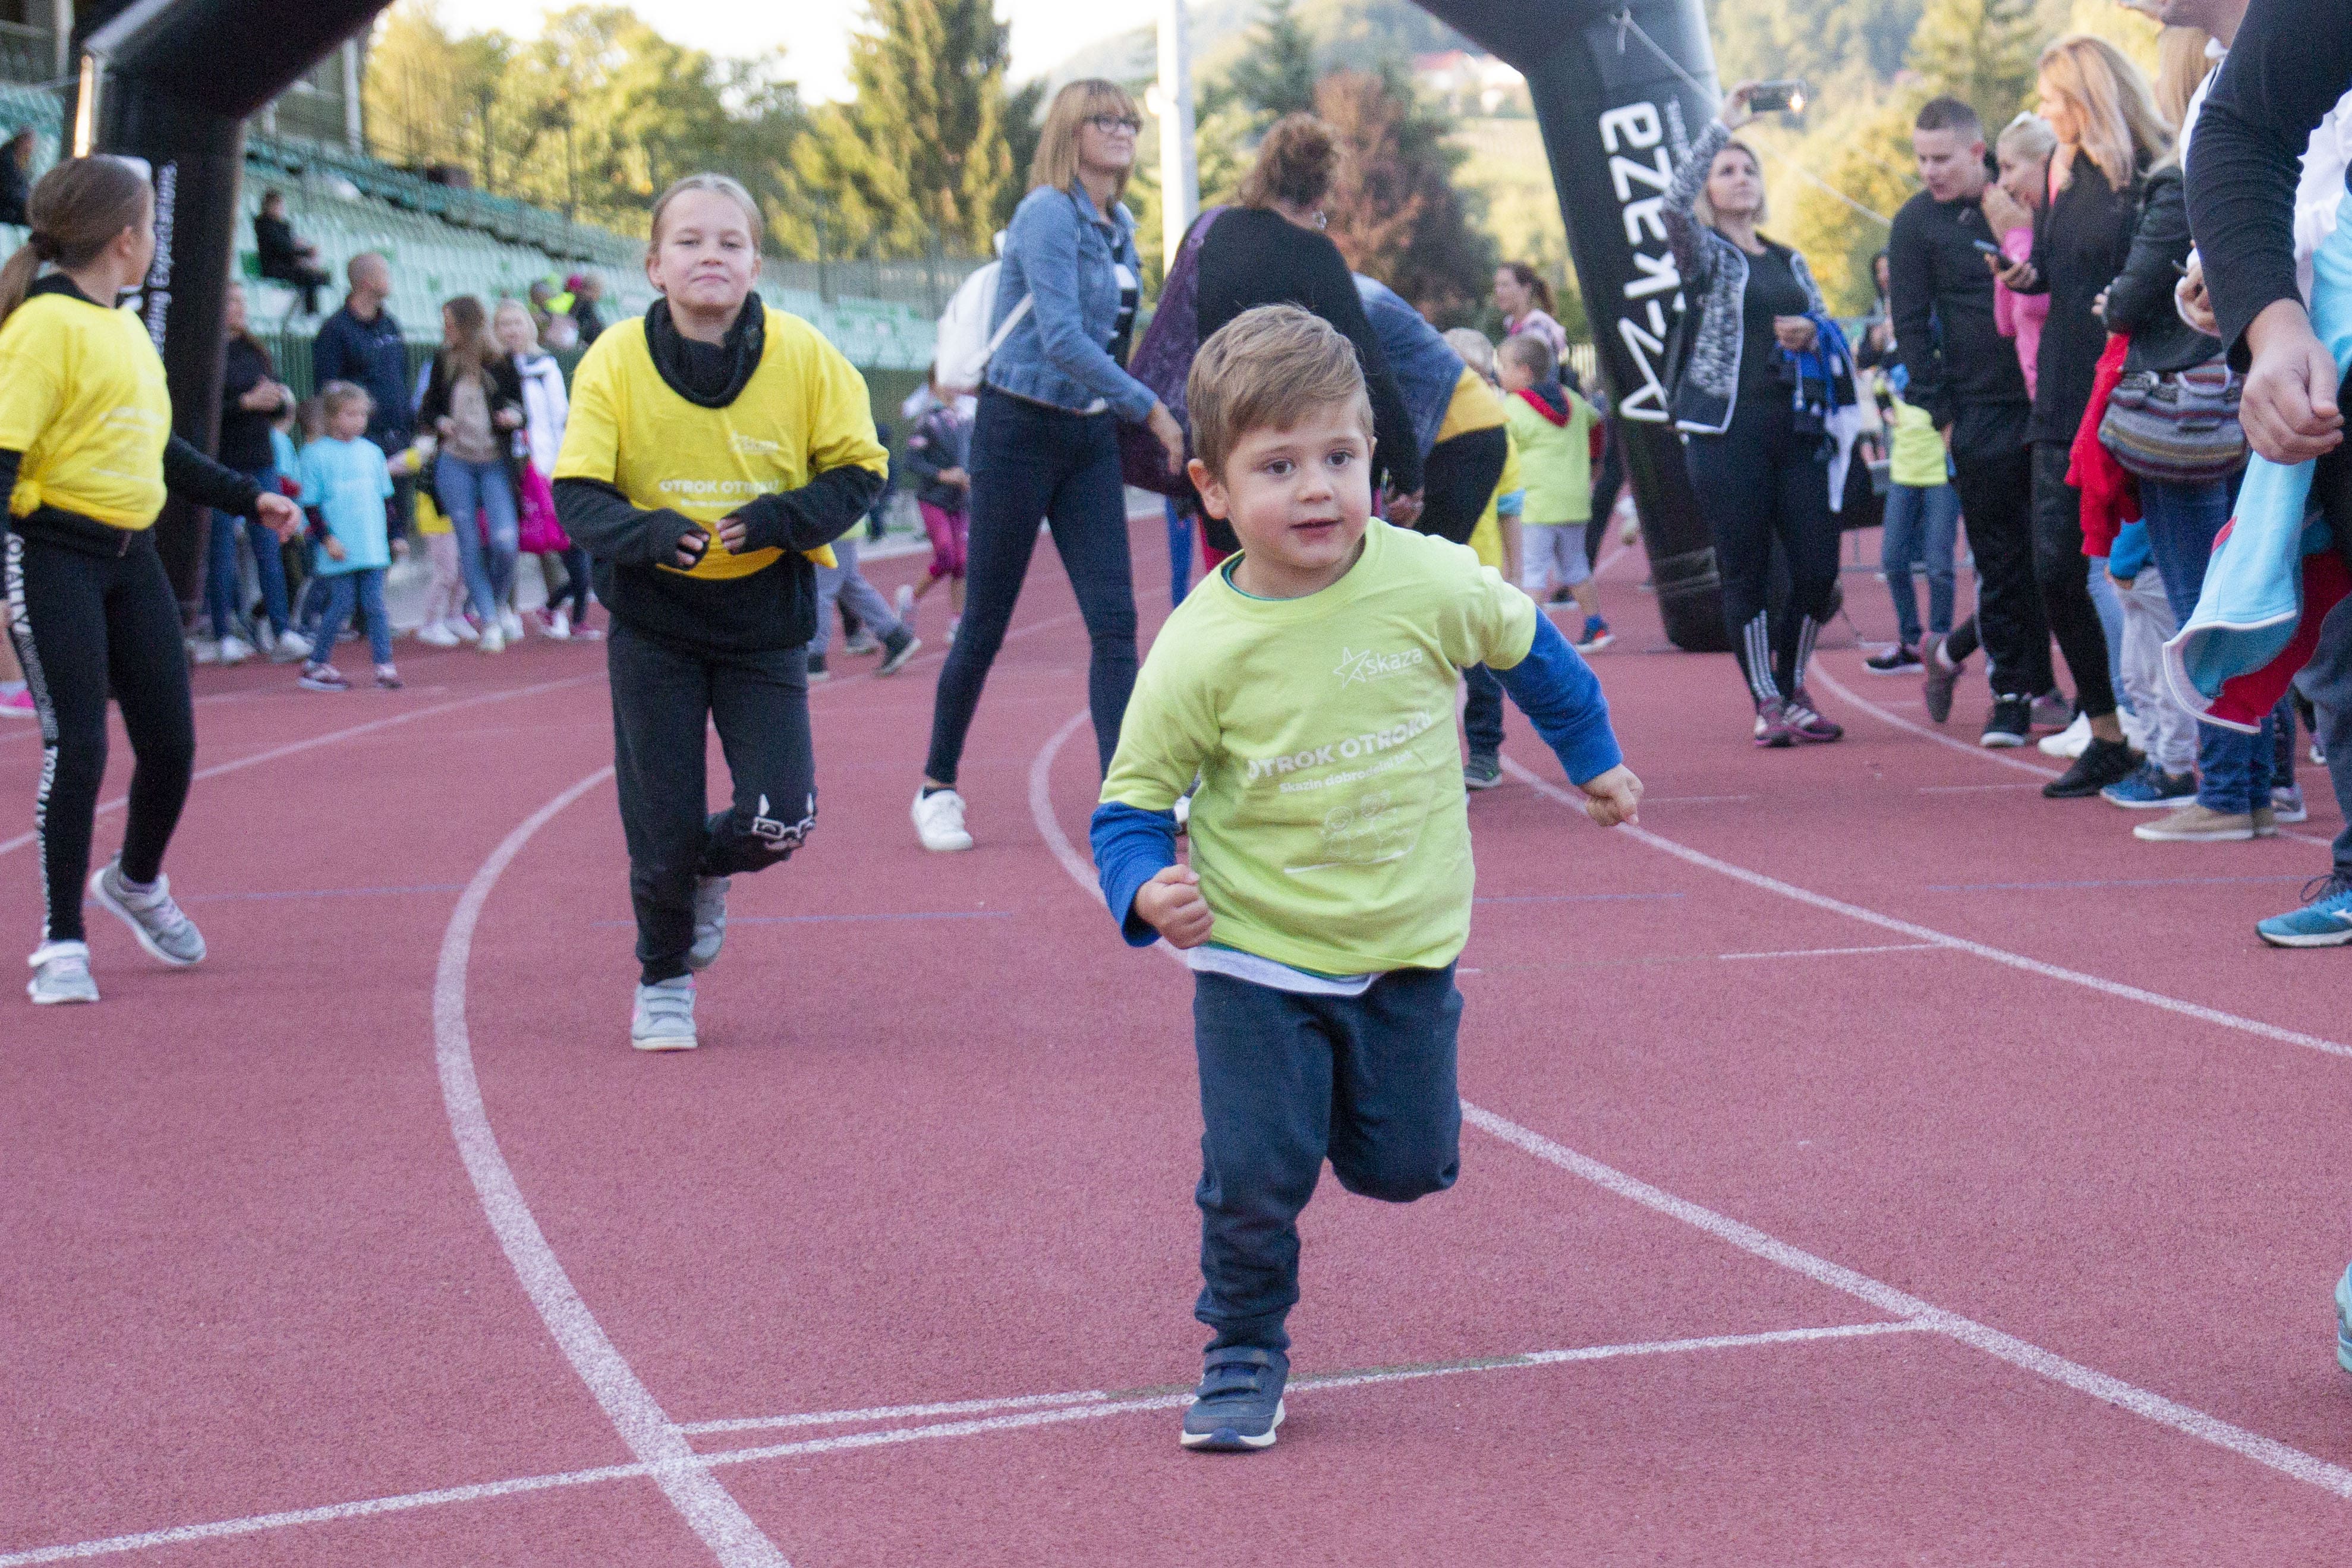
[1887, 187, 2031, 457]
[2102, 166, 2217, 376]
[1195, 207, 1424, 496]
[2188, 0, 2352, 363]
[2023, 160, 2143, 446]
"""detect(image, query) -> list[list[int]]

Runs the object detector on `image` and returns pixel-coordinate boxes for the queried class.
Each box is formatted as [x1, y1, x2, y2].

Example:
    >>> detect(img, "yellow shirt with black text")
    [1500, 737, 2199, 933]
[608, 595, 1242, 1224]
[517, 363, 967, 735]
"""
[0, 292, 172, 529]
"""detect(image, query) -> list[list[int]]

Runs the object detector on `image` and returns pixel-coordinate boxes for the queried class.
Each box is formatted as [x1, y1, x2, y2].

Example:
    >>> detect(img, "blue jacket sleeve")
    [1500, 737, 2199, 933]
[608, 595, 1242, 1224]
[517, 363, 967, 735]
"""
[1014, 194, 1158, 424]
[1493, 613, 1625, 786]
[2107, 518, 2153, 582]
[311, 316, 350, 388]
[1088, 800, 1180, 947]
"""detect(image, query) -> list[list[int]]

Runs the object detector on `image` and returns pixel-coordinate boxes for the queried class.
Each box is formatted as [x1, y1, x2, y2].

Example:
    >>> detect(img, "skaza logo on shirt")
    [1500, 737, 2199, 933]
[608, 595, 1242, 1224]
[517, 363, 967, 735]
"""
[729, 433, 782, 456]
[1333, 646, 1427, 687]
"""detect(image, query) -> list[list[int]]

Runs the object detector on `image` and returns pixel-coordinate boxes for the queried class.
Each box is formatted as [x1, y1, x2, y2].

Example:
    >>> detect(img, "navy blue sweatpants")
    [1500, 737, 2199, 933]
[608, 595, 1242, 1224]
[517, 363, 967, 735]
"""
[1191, 963, 1463, 1352]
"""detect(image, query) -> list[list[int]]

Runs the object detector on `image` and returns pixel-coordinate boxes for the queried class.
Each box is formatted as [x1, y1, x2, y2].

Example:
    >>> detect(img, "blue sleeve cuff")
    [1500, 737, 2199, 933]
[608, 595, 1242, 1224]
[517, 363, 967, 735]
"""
[1492, 613, 1624, 785]
[2108, 519, 2153, 581]
[1088, 800, 1180, 946]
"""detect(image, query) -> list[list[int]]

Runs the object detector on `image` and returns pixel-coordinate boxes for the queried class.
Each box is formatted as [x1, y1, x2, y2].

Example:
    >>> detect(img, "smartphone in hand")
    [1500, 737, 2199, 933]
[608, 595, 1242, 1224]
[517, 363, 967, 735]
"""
[1748, 80, 1808, 114]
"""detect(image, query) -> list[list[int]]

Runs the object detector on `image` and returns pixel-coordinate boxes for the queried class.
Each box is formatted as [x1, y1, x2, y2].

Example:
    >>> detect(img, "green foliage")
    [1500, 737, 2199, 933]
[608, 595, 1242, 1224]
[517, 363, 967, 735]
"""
[1318, 65, 1495, 328]
[1906, 0, 2045, 127]
[1711, 0, 1925, 95]
[1217, 0, 1319, 122]
[1759, 90, 1925, 313]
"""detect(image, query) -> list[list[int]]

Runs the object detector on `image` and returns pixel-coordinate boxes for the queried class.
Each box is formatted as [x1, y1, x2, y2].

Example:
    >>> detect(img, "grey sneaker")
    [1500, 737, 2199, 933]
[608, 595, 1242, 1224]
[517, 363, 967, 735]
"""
[2030, 690, 2075, 731]
[89, 859, 206, 966]
[688, 876, 729, 972]
[26, 940, 97, 1005]
[877, 627, 922, 676]
[1181, 1346, 1288, 1451]
[1464, 753, 1503, 790]
[631, 976, 698, 1051]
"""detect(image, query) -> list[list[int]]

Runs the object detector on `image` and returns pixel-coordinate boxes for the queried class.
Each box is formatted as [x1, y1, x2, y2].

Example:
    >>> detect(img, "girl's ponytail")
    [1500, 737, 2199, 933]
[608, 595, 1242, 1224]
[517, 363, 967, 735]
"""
[0, 156, 152, 332]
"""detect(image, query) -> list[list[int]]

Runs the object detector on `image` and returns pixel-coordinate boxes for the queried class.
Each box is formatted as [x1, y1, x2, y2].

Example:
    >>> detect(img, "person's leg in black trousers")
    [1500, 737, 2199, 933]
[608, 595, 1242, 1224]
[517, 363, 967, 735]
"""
[1689, 416, 1781, 710]
[1762, 416, 1840, 700]
[703, 646, 817, 875]
[1585, 420, 1626, 572]
[608, 623, 713, 984]
[2029, 441, 2137, 795]
[1040, 415, 1139, 776]
[1948, 440, 2051, 698]
[99, 546, 196, 889]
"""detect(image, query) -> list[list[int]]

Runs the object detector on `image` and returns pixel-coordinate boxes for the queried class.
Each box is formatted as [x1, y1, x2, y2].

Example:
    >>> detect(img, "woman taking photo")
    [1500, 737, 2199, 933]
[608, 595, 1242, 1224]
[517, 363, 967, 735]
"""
[2, 156, 301, 1004]
[1993, 36, 2170, 799]
[1663, 84, 1844, 747]
[421, 294, 526, 652]
[913, 78, 1183, 853]
[554, 173, 887, 1050]
[495, 296, 593, 640]
[1494, 261, 1569, 364]
[206, 279, 301, 665]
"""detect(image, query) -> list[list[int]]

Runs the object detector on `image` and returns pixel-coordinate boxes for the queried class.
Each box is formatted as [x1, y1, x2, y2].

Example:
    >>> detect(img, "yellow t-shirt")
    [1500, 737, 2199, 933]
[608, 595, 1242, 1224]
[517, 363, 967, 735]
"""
[0, 291, 172, 528]
[1432, 365, 1507, 446]
[554, 311, 888, 577]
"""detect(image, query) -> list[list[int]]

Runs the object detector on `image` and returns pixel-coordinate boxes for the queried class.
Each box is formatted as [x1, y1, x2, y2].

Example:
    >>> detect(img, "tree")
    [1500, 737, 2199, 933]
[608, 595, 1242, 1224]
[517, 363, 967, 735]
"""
[1221, 0, 1318, 121]
[1315, 67, 1494, 326]
[1907, 0, 2044, 128]
[789, 0, 1018, 257]
[1711, 0, 1925, 93]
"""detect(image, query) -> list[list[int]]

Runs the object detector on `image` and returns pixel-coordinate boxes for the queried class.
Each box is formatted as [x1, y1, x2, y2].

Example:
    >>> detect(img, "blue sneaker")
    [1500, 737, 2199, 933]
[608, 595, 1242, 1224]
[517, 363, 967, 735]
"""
[1180, 1346, 1287, 1451]
[2100, 760, 2197, 810]
[2257, 873, 2352, 949]
[2336, 1264, 2352, 1374]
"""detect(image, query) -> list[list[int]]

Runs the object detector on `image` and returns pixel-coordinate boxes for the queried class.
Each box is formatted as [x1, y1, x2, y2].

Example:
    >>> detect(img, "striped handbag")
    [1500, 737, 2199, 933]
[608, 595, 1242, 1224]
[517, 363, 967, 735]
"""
[2098, 358, 2248, 484]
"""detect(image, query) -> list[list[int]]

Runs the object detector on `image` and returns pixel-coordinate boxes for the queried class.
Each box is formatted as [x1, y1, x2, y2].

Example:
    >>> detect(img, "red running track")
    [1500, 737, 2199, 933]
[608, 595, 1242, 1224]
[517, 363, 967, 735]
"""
[4, 519, 2351, 1566]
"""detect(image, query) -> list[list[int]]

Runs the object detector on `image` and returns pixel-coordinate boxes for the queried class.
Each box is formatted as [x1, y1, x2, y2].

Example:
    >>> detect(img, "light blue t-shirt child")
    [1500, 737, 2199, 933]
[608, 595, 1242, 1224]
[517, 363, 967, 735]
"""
[297, 435, 393, 576]
[269, 425, 298, 485]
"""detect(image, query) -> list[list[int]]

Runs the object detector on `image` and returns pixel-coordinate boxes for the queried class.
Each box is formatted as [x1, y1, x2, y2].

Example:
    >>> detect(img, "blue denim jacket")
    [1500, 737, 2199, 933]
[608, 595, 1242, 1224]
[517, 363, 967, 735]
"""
[986, 182, 1156, 423]
[1354, 275, 1464, 458]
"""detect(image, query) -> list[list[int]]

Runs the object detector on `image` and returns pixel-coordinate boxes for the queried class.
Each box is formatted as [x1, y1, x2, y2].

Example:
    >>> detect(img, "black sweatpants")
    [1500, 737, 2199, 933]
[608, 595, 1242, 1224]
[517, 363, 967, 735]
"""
[2030, 439, 2117, 719]
[1192, 964, 1462, 1353]
[3, 530, 196, 946]
[607, 620, 816, 984]
[1946, 437, 2052, 699]
[1686, 394, 1840, 704]
[1417, 425, 1509, 547]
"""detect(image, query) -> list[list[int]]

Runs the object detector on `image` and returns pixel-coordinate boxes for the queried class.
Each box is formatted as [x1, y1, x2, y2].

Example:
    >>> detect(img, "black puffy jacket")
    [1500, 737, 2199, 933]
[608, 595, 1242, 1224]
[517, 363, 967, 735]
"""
[2101, 165, 2224, 377]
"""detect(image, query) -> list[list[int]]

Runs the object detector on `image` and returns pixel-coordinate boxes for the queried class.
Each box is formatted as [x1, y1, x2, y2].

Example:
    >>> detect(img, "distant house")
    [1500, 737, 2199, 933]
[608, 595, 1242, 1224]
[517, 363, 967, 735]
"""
[1411, 50, 1527, 115]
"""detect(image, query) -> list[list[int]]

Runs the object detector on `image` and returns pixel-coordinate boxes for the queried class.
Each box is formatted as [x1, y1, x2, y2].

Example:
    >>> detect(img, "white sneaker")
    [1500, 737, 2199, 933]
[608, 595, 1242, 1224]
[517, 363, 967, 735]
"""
[499, 607, 526, 642]
[26, 940, 97, 1004]
[546, 609, 572, 640]
[688, 876, 729, 971]
[894, 583, 915, 626]
[946, 616, 959, 645]
[631, 975, 698, 1051]
[190, 638, 222, 666]
[216, 635, 256, 667]
[89, 859, 206, 966]
[451, 616, 481, 643]
[269, 630, 313, 663]
[478, 625, 506, 654]
[414, 621, 459, 648]
[912, 787, 974, 852]
[2039, 712, 2092, 758]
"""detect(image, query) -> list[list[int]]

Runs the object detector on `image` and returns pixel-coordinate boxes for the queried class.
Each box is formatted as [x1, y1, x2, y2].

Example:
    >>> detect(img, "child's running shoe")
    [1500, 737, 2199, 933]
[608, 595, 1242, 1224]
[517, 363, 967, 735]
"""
[1865, 644, 1922, 675]
[1573, 618, 1614, 653]
[298, 663, 349, 692]
[268, 630, 313, 663]
[1922, 636, 1962, 724]
[2257, 873, 2352, 948]
[2030, 690, 2075, 731]
[1753, 697, 1796, 748]
[2335, 1264, 2352, 1372]
[451, 615, 481, 643]
[26, 940, 96, 1005]
[415, 621, 459, 648]
[1979, 695, 2032, 748]
[688, 876, 729, 972]
[2101, 760, 2196, 809]
[912, 787, 974, 852]
[877, 627, 922, 675]
[1464, 752, 1503, 790]
[89, 859, 206, 967]
[374, 665, 402, 690]
[843, 629, 881, 656]
[2272, 785, 2309, 823]
[1783, 689, 1844, 744]
[630, 975, 698, 1051]
[1180, 1347, 1287, 1452]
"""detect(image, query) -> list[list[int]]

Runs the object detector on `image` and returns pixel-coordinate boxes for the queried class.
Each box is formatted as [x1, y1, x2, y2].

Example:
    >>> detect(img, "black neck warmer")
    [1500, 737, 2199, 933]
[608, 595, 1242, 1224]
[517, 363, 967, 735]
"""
[644, 292, 765, 408]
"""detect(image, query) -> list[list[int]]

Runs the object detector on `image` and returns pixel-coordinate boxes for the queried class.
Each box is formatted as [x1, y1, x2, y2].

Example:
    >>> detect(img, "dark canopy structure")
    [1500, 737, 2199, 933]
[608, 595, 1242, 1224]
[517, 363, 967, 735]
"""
[1413, 0, 1728, 650]
[67, 0, 389, 597]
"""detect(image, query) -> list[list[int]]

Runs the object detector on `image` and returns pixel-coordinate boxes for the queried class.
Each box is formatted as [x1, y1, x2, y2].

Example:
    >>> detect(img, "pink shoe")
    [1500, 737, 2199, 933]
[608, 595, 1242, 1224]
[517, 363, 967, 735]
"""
[0, 685, 33, 717]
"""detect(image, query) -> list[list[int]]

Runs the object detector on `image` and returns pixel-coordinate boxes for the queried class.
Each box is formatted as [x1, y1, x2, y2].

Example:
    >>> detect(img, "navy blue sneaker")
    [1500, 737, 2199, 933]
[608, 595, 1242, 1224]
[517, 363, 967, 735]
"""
[1180, 1346, 1287, 1451]
[2100, 760, 2196, 810]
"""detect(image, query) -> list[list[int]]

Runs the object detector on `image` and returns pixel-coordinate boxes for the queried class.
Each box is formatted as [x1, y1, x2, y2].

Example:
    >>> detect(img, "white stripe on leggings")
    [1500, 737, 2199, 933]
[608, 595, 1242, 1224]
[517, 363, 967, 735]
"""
[3, 533, 61, 944]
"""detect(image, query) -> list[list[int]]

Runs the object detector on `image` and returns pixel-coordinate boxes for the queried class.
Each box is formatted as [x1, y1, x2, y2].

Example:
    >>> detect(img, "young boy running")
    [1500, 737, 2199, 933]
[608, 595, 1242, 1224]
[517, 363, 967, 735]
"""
[1495, 333, 1610, 651]
[1089, 306, 1642, 1451]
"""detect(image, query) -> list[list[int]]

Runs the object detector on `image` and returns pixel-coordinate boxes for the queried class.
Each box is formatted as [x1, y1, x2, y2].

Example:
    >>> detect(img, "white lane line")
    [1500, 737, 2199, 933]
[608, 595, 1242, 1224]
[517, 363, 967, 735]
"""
[1715, 943, 1943, 961]
[1465, 1103, 2352, 1501]
[1500, 757, 2352, 1062]
[432, 767, 789, 1568]
[0, 1323, 1915, 1566]
[680, 1387, 1114, 1436]
[1027, 707, 2352, 1503]
[0, 675, 600, 859]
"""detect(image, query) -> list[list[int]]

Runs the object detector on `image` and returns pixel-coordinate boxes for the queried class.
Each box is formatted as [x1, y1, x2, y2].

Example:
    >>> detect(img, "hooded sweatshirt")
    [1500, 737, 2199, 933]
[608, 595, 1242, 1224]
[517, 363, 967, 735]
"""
[1500, 379, 1596, 526]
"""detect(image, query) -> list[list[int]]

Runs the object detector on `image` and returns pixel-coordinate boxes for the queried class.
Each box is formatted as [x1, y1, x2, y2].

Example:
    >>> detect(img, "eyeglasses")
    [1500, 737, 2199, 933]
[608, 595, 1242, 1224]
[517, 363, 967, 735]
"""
[1087, 115, 1143, 135]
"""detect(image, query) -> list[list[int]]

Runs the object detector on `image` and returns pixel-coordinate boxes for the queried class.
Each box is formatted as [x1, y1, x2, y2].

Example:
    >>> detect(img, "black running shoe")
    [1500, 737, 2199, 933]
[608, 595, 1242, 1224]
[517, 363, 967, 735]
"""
[1980, 694, 2030, 748]
[1923, 637, 1961, 724]
[1866, 646, 1923, 675]
[2042, 736, 2140, 798]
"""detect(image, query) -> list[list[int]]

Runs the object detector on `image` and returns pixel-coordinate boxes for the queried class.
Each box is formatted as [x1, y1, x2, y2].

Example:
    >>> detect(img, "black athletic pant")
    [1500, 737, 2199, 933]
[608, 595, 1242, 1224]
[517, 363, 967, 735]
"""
[1416, 426, 1509, 547]
[2029, 440, 2116, 719]
[1945, 437, 2051, 699]
[1585, 418, 1626, 572]
[3, 530, 195, 946]
[608, 620, 816, 985]
[1687, 394, 1840, 704]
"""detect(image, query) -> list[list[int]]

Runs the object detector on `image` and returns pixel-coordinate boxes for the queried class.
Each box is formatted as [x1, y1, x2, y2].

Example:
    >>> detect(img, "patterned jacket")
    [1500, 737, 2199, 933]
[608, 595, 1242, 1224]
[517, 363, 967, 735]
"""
[1661, 118, 1830, 434]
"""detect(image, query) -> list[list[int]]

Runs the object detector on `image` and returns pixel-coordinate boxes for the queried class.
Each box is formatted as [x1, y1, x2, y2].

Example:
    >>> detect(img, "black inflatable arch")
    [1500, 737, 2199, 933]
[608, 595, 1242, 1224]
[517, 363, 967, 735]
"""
[67, 0, 390, 598]
[1413, 0, 1728, 651]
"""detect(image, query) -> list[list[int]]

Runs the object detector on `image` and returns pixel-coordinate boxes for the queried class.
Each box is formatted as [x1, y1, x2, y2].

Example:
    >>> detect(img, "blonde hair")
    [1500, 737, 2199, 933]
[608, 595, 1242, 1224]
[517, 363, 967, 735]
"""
[0, 156, 151, 330]
[318, 380, 373, 423]
[1996, 111, 2058, 166]
[1031, 79, 1141, 198]
[1443, 326, 1496, 379]
[1498, 332, 1556, 383]
[2152, 25, 2214, 140]
[1692, 138, 1767, 231]
[2038, 34, 2170, 194]
[649, 172, 764, 254]
[1186, 304, 1374, 481]
[1238, 114, 1340, 211]
[493, 295, 540, 352]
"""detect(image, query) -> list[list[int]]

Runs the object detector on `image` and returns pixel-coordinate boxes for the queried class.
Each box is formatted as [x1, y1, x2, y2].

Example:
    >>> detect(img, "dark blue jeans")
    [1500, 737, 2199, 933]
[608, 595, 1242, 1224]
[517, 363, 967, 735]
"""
[1192, 964, 1462, 1353]
[314, 568, 392, 666]
[1879, 480, 1959, 647]
[1463, 665, 1504, 758]
[204, 463, 289, 640]
[925, 387, 1137, 783]
[1164, 496, 1192, 609]
[2142, 473, 2275, 813]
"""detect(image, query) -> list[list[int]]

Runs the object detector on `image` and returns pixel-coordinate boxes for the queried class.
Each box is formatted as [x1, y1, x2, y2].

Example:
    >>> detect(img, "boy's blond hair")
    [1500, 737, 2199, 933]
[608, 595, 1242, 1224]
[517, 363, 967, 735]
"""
[317, 380, 373, 423]
[1186, 304, 1374, 481]
[1443, 326, 1495, 379]
[1498, 332, 1556, 383]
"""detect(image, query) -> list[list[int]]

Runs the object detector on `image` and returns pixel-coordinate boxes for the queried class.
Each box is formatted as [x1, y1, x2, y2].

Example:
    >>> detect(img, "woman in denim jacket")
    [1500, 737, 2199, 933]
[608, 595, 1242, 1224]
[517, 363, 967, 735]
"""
[914, 78, 1185, 852]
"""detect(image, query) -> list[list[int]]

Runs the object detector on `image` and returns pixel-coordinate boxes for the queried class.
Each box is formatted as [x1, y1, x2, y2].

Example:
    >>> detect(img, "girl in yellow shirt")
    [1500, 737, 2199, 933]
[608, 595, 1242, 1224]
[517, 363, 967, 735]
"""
[553, 173, 888, 1051]
[0, 158, 300, 1005]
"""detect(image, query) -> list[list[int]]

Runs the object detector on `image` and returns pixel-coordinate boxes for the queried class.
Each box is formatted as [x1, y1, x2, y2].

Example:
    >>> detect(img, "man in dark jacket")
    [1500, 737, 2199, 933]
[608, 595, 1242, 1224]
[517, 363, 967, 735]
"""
[1888, 96, 2056, 747]
[311, 253, 417, 539]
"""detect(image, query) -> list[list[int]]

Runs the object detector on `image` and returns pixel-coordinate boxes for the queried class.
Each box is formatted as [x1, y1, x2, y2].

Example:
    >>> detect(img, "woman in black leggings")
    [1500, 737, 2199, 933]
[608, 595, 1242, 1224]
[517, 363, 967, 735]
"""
[1664, 85, 1844, 747]
[2, 158, 300, 1005]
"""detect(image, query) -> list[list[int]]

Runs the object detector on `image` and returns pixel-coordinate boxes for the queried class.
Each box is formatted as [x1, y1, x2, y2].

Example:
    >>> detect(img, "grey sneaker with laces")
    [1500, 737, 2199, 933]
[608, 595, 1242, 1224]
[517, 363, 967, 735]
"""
[688, 876, 729, 972]
[89, 860, 206, 966]
[26, 940, 97, 1005]
[631, 975, 698, 1051]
